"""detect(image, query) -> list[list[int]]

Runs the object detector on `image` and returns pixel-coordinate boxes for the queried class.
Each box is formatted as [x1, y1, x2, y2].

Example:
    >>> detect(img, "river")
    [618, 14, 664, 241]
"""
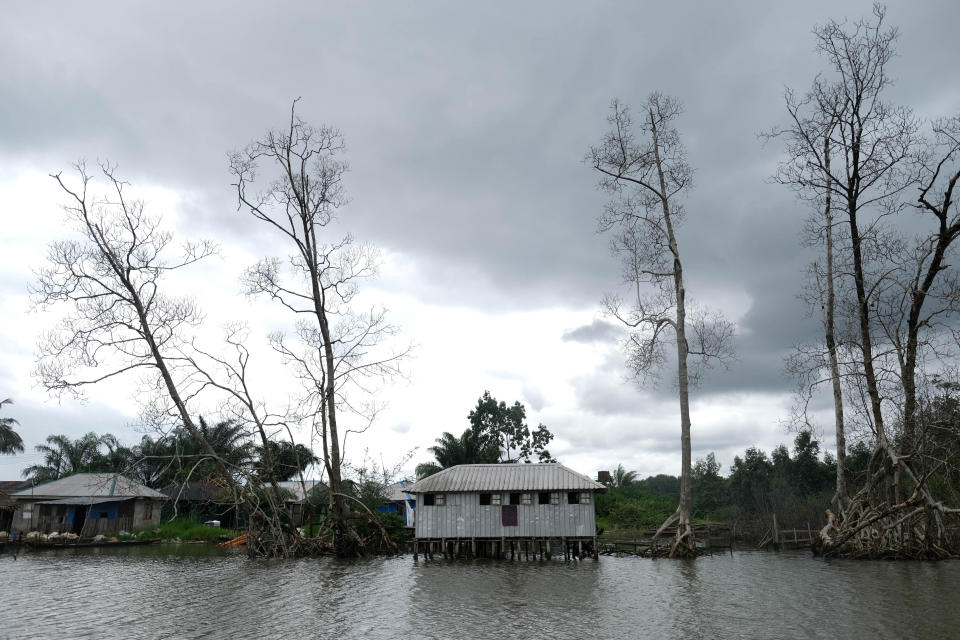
[1, 546, 957, 639]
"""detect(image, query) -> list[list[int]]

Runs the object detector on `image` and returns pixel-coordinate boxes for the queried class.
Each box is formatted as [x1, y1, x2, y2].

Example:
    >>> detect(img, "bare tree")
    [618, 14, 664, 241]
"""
[33, 163, 239, 486]
[230, 100, 407, 556]
[589, 94, 734, 557]
[772, 5, 960, 557]
[780, 113, 853, 508]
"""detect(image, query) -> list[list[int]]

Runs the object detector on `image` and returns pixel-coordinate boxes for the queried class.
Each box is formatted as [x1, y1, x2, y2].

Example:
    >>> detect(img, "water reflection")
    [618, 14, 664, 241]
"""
[2, 547, 958, 639]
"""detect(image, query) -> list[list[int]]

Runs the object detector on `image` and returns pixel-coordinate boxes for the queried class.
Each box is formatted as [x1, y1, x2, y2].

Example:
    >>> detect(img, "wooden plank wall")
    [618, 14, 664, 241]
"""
[415, 492, 596, 538]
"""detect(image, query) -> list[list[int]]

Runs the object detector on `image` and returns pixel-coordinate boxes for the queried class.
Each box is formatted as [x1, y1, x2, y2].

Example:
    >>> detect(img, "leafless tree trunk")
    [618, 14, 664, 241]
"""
[230, 100, 406, 556]
[821, 137, 850, 507]
[590, 94, 734, 557]
[772, 5, 960, 558]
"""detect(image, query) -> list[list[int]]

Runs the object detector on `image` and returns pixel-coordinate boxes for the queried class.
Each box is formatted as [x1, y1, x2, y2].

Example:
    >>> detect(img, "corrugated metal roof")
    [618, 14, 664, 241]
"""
[0, 480, 31, 493]
[408, 464, 605, 493]
[384, 480, 416, 502]
[11, 473, 167, 500]
[276, 480, 325, 502]
[35, 496, 135, 506]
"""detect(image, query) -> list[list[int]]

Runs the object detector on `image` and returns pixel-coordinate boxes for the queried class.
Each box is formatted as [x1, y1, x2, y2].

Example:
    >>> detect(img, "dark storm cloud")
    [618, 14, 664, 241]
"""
[2, 0, 959, 404]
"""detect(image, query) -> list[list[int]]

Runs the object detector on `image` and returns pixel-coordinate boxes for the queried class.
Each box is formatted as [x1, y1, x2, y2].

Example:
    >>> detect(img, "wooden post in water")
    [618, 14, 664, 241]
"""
[578, 539, 583, 560]
[773, 513, 779, 549]
[592, 536, 598, 560]
[414, 540, 419, 561]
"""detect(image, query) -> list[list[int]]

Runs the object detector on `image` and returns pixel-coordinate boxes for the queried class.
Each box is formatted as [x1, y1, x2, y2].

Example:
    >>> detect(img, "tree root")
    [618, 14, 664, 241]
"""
[648, 508, 700, 558]
[813, 442, 960, 560]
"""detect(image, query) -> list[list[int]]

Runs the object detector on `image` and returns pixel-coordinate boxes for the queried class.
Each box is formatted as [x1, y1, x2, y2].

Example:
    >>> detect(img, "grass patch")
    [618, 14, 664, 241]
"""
[125, 518, 242, 543]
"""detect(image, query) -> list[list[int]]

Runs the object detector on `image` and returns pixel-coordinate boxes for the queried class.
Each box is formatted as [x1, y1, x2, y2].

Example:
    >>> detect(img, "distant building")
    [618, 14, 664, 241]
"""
[161, 481, 237, 528]
[274, 480, 326, 526]
[409, 463, 605, 554]
[0, 481, 30, 532]
[9, 473, 167, 536]
[376, 480, 416, 528]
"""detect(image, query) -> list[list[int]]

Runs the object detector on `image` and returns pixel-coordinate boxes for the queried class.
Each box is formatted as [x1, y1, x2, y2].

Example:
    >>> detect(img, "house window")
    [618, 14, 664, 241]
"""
[568, 492, 580, 505]
[424, 494, 444, 506]
[491, 493, 502, 506]
[480, 493, 491, 505]
[509, 493, 522, 506]
[539, 492, 559, 505]
[144, 502, 154, 521]
[580, 492, 592, 504]
[520, 493, 532, 505]
[435, 494, 445, 506]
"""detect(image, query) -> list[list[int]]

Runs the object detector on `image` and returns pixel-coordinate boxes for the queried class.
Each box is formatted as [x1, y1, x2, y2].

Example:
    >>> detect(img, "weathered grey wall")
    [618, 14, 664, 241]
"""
[415, 491, 596, 538]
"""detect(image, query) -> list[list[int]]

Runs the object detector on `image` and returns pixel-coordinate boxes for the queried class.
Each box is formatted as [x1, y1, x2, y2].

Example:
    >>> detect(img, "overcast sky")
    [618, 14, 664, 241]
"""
[2, 2, 959, 483]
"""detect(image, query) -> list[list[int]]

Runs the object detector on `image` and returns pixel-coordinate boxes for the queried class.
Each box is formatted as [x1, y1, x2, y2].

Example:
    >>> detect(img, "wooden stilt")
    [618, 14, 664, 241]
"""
[578, 539, 583, 560]
[592, 536, 598, 560]
[471, 538, 476, 558]
[414, 540, 419, 561]
[546, 539, 551, 560]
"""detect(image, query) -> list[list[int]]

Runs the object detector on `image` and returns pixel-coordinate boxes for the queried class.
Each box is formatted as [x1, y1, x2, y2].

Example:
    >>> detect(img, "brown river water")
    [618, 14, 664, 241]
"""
[1, 545, 957, 639]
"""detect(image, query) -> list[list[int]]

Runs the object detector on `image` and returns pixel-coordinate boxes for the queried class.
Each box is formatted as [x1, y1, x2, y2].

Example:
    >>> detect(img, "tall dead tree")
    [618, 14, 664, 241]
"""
[34, 163, 237, 488]
[589, 94, 734, 557]
[780, 112, 853, 508]
[773, 5, 960, 557]
[230, 101, 405, 557]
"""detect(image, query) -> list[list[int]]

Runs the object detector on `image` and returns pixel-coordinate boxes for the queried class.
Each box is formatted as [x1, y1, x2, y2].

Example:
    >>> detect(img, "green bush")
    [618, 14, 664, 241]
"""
[127, 518, 242, 543]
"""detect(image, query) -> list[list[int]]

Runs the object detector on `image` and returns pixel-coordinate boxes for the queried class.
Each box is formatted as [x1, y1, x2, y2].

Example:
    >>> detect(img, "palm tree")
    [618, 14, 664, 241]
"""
[21, 432, 106, 482]
[255, 441, 320, 481]
[198, 417, 253, 473]
[415, 427, 499, 479]
[0, 398, 24, 455]
[610, 464, 638, 489]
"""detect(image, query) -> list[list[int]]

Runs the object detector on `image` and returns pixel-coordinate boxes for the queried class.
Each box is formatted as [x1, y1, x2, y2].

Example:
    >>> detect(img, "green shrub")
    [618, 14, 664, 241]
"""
[129, 518, 242, 543]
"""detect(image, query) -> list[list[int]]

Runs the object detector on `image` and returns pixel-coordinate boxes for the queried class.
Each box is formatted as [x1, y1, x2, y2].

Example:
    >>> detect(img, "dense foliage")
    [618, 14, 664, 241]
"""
[601, 431, 845, 536]
[416, 391, 555, 478]
[19, 416, 320, 490]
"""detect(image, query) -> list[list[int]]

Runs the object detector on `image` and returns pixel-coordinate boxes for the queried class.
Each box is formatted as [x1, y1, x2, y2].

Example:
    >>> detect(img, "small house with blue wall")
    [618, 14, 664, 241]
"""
[376, 480, 416, 528]
[9, 473, 167, 536]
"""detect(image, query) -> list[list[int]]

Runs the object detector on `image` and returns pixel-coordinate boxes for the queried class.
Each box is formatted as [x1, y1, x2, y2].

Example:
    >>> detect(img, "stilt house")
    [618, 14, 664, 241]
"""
[409, 463, 605, 558]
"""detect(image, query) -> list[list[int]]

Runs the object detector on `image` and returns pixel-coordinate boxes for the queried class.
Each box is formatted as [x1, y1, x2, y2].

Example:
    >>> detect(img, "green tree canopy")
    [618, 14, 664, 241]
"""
[467, 390, 555, 463]
[255, 441, 320, 481]
[415, 427, 498, 479]
[0, 398, 24, 455]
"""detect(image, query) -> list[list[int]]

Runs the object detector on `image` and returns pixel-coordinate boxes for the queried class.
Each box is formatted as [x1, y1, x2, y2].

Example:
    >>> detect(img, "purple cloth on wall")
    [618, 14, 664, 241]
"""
[501, 505, 518, 526]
